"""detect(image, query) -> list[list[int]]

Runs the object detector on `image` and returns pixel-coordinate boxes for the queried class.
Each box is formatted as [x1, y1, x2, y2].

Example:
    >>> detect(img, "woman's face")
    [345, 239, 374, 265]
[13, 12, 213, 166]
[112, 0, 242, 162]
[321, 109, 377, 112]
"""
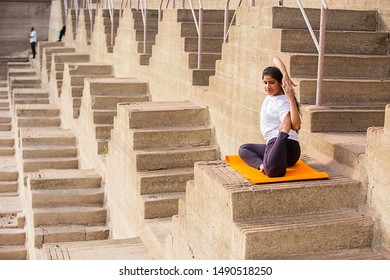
[263, 75, 282, 97]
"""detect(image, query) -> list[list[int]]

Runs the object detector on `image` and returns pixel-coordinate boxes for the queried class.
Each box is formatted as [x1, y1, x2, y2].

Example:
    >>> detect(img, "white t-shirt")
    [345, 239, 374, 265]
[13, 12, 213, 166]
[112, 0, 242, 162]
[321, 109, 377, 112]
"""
[260, 94, 299, 144]
[30, 30, 37, 43]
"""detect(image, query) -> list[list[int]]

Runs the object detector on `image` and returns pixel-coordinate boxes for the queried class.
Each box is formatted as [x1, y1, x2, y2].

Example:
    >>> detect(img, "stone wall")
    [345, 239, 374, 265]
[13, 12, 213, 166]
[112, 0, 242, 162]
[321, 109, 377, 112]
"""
[0, 0, 52, 56]
[366, 105, 390, 250]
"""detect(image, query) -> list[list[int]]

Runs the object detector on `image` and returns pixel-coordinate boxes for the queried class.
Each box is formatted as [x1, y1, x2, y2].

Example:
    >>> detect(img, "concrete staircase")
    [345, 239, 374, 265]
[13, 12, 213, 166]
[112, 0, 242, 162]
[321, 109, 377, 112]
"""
[0, 196, 26, 259]
[83, 9, 96, 46]
[27, 169, 109, 248]
[271, 6, 390, 173]
[49, 52, 90, 104]
[41, 46, 76, 86]
[60, 62, 113, 127]
[0, 80, 27, 259]
[100, 9, 120, 53]
[132, 9, 160, 65]
[169, 157, 386, 259]
[105, 101, 219, 238]
[6, 60, 111, 253]
[77, 77, 150, 169]
[158, 9, 229, 86]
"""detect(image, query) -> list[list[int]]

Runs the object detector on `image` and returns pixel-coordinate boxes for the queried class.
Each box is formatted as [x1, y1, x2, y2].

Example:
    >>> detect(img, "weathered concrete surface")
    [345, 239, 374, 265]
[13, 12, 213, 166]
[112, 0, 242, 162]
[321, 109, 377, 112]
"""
[0, 0, 52, 56]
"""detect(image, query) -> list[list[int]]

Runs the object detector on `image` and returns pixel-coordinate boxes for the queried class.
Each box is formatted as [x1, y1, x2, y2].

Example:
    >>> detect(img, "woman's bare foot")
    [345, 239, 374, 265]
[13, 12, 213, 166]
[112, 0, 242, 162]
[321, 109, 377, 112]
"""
[279, 112, 291, 133]
[259, 164, 264, 173]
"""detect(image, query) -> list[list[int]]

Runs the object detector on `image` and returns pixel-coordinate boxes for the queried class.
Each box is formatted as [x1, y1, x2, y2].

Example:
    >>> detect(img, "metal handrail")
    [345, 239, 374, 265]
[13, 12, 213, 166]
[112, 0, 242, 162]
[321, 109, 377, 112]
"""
[188, 0, 203, 69]
[296, 0, 328, 106]
[64, 0, 68, 22]
[107, 0, 115, 46]
[120, 0, 129, 17]
[74, 0, 79, 26]
[138, 0, 148, 54]
[224, 0, 240, 43]
[86, 0, 94, 37]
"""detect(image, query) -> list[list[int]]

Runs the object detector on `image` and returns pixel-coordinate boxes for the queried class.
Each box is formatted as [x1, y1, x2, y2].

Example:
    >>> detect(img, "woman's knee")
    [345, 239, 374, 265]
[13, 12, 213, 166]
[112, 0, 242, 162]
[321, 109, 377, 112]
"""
[265, 166, 286, 178]
[238, 144, 248, 156]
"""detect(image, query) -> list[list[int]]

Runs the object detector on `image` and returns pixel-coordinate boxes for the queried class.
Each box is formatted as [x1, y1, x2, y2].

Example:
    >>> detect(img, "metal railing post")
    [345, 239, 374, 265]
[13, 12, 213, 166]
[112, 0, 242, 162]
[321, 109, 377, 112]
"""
[139, 0, 147, 53]
[316, 3, 327, 106]
[188, 0, 203, 69]
[296, 0, 328, 106]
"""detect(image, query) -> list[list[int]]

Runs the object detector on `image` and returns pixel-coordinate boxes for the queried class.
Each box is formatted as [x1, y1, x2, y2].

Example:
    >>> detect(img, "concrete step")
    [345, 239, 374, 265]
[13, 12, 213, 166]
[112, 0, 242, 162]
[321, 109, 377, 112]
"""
[70, 74, 113, 86]
[126, 101, 209, 128]
[138, 167, 193, 195]
[0, 135, 14, 147]
[285, 247, 389, 260]
[0, 181, 18, 193]
[0, 112, 11, 123]
[0, 228, 25, 245]
[134, 145, 219, 171]
[90, 95, 150, 110]
[93, 110, 118, 125]
[280, 29, 390, 55]
[181, 22, 225, 37]
[15, 104, 59, 117]
[17, 117, 61, 128]
[101, 8, 121, 17]
[239, 210, 373, 259]
[9, 76, 41, 87]
[0, 245, 27, 260]
[131, 125, 214, 150]
[302, 105, 385, 132]
[142, 191, 186, 219]
[28, 169, 101, 190]
[22, 146, 77, 159]
[35, 225, 109, 249]
[43, 237, 152, 260]
[87, 78, 148, 95]
[0, 147, 15, 156]
[67, 63, 112, 76]
[132, 9, 159, 20]
[7, 62, 31, 69]
[7, 68, 36, 77]
[95, 124, 113, 139]
[137, 41, 154, 53]
[0, 123, 12, 131]
[298, 79, 390, 105]
[20, 128, 76, 146]
[33, 207, 107, 227]
[23, 157, 78, 172]
[12, 88, 49, 99]
[188, 53, 221, 69]
[290, 54, 390, 80]
[52, 53, 90, 71]
[134, 18, 159, 31]
[14, 98, 49, 105]
[135, 29, 158, 42]
[32, 188, 104, 208]
[272, 6, 377, 31]
[192, 69, 215, 86]
[184, 37, 223, 53]
[0, 170, 18, 181]
[140, 54, 152, 65]
[300, 132, 366, 170]
[176, 9, 233, 24]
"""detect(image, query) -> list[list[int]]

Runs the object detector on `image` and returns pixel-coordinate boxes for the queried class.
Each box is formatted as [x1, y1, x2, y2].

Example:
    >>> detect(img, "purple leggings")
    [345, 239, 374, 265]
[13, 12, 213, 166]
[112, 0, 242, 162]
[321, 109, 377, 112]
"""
[238, 132, 300, 177]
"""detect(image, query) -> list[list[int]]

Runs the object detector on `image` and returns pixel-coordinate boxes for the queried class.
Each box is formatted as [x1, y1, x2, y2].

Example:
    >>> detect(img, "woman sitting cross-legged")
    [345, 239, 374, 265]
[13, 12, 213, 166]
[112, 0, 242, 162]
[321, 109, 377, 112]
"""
[238, 57, 301, 178]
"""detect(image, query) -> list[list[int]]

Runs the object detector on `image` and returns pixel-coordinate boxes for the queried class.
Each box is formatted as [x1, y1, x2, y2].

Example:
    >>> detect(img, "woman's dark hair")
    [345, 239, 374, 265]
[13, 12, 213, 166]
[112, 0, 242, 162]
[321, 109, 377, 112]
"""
[262, 66, 283, 82]
[262, 66, 301, 116]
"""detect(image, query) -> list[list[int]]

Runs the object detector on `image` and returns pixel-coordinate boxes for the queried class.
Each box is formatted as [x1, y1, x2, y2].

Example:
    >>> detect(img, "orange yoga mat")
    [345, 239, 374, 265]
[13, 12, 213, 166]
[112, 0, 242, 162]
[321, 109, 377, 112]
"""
[225, 155, 329, 184]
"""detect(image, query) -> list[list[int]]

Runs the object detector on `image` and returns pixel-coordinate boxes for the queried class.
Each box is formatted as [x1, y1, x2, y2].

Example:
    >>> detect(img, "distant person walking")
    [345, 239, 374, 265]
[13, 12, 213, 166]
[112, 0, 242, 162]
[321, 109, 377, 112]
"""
[57, 26, 66, 42]
[28, 27, 37, 59]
